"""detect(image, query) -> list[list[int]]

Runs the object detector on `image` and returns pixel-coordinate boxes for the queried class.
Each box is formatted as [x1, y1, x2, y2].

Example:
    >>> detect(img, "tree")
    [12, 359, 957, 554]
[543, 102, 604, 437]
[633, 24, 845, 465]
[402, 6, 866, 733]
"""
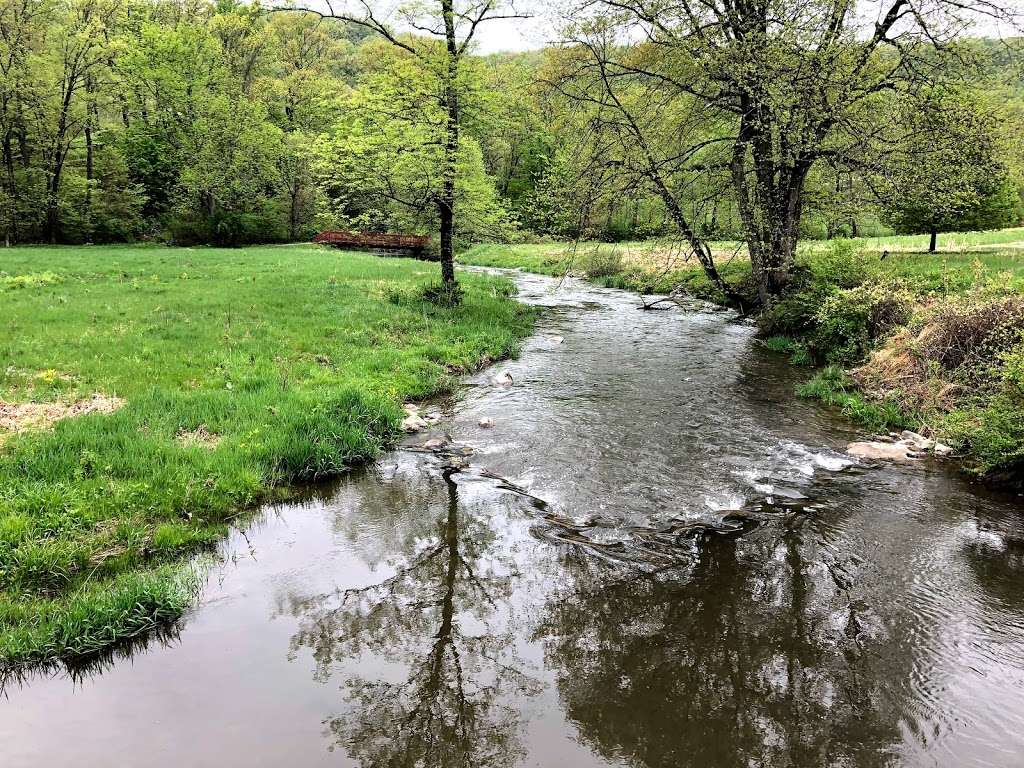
[311, 38, 513, 246]
[117, 18, 224, 219]
[878, 89, 1019, 252]
[175, 94, 286, 244]
[0, 0, 46, 246]
[556, 0, 1020, 306]
[269, 0, 528, 294]
[40, 0, 120, 242]
[285, 471, 536, 766]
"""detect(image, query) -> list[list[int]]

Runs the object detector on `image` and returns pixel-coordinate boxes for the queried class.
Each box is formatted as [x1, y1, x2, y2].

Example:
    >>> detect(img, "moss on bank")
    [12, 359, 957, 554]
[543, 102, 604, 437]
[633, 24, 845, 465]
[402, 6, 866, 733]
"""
[0, 244, 536, 668]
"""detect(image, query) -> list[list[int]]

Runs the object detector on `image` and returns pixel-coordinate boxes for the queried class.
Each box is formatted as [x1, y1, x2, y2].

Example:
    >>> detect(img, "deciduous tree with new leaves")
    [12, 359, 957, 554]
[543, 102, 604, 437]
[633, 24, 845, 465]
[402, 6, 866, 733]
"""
[878, 89, 1019, 251]
[553, 0, 1022, 306]
[268, 0, 528, 294]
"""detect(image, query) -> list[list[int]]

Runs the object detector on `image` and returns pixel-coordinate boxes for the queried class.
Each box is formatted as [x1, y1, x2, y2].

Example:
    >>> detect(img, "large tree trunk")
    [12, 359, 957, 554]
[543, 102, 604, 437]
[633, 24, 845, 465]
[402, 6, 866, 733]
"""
[731, 109, 808, 306]
[929, 228, 937, 253]
[45, 80, 76, 243]
[289, 182, 300, 242]
[45, 160, 63, 244]
[84, 125, 94, 241]
[437, 0, 459, 287]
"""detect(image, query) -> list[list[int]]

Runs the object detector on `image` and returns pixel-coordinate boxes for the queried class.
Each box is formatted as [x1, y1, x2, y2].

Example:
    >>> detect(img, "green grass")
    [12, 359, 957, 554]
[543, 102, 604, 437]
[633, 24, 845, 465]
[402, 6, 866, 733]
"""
[796, 366, 914, 434]
[823, 226, 1024, 253]
[0, 243, 535, 667]
[461, 242, 752, 301]
[463, 229, 1024, 296]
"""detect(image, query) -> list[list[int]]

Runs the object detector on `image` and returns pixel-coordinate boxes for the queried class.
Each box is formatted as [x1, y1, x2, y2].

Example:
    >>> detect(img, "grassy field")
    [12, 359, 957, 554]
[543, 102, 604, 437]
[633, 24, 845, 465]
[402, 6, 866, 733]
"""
[0, 244, 535, 667]
[462, 229, 1024, 297]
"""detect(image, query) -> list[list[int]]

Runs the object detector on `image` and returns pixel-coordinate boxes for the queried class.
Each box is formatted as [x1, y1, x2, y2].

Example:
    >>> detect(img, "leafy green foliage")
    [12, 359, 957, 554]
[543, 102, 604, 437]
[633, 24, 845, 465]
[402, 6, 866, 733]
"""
[760, 242, 911, 365]
[311, 41, 513, 246]
[943, 396, 1024, 485]
[797, 367, 912, 433]
[878, 89, 1020, 240]
[577, 247, 624, 278]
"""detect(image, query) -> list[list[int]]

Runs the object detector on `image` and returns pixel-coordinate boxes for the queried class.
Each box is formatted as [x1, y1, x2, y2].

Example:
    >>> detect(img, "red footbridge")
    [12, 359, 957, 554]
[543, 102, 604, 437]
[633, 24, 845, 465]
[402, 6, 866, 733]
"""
[313, 230, 430, 255]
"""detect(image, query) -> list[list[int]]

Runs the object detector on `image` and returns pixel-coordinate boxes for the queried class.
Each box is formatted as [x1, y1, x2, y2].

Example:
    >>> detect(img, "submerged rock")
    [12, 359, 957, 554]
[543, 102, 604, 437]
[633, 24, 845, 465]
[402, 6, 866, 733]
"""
[769, 487, 808, 501]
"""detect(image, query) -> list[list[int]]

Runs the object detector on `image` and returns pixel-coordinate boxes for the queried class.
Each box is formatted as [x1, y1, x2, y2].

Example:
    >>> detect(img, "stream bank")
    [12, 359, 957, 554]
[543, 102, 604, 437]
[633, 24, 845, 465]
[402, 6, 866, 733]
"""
[3, 269, 1024, 768]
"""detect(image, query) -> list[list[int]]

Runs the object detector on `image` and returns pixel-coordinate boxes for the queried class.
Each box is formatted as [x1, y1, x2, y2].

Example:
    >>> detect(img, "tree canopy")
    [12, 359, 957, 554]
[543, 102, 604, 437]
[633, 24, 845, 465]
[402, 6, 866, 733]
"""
[3, 0, 1024, 298]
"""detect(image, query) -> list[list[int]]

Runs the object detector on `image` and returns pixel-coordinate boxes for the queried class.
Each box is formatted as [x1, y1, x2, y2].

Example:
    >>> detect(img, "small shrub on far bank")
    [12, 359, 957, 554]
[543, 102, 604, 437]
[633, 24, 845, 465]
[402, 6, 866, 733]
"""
[576, 247, 624, 279]
[419, 281, 464, 307]
[916, 296, 1024, 376]
[813, 281, 913, 365]
[761, 241, 912, 365]
[807, 239, 870, 289]
[943, 396, 1024, 487]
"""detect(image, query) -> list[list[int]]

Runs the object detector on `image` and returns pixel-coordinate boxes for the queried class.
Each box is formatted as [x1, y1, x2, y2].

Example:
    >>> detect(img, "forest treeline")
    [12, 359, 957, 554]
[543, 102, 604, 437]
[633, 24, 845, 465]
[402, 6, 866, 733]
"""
[1, 0, 1023, 247]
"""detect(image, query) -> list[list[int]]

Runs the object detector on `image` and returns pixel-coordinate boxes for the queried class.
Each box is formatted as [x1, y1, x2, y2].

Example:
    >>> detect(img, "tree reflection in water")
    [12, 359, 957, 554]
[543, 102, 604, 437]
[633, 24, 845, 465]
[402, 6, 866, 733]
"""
[285, 468, 537, 768]
[535, 521, 904, 768]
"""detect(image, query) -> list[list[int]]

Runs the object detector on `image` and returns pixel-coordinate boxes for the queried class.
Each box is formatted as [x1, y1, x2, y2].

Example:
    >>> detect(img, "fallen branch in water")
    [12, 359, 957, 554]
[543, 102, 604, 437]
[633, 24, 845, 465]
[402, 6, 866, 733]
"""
[639, 297, 676, 310]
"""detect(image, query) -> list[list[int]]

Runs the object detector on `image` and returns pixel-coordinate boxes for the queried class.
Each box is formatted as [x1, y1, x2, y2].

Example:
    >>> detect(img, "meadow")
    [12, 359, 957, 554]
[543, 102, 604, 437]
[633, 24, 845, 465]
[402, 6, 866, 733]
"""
[462, 229, 1024, 298]
[0, 244, 534, 667]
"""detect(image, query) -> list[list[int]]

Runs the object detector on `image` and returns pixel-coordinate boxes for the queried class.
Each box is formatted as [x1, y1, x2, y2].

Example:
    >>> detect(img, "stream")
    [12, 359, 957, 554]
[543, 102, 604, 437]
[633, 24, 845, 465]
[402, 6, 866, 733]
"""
[3, 269, 1024, 767]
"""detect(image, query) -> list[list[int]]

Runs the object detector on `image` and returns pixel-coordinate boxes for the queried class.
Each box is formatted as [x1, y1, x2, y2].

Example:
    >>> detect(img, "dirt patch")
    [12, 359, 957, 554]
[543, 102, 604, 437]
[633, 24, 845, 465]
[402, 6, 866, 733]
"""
[176, 424, 221, 449]
[0, 394, 124, 437]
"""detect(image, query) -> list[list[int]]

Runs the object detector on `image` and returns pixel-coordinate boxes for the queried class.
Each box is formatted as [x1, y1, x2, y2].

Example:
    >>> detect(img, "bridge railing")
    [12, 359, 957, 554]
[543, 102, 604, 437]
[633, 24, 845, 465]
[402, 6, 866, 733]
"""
[313, 230, 430, 251]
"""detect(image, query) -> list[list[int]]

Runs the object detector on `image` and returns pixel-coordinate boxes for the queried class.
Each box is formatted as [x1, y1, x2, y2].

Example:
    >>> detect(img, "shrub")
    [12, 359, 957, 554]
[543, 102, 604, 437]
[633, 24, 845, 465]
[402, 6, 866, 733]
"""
[812, 281, 913, 365]
[1002, 344, 1024, 397]
[915, 297, 1024, 375]
[806, 239, 870, 289]
[577, 247, 624, 278]
[419, 281, 464, 307]
[943, 397, 1024, 485]
[759, 241, 868, 341]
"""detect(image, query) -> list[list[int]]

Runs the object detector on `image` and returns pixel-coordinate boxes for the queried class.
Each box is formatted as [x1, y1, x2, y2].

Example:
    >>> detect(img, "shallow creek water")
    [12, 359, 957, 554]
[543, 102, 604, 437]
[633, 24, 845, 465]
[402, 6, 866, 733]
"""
[4, 270, 1024, 768]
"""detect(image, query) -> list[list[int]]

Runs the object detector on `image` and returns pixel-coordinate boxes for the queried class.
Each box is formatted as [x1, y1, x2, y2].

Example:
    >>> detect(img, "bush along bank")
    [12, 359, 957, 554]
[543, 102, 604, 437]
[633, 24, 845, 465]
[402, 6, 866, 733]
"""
[760, 242, 1024, 488]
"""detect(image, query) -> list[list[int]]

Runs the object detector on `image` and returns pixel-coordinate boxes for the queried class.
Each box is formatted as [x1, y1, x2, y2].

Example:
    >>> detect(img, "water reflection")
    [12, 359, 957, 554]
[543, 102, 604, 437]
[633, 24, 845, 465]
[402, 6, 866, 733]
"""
[283, 467, 538, 767]
[536, 519, 904, 768]
[3, 270, 1024, 768]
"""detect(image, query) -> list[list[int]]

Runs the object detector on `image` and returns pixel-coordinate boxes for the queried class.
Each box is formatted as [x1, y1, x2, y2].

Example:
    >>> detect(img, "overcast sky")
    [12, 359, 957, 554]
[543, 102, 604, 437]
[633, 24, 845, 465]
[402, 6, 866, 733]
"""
[471, 14, 552, 54]
[454, 0, 1021, 54]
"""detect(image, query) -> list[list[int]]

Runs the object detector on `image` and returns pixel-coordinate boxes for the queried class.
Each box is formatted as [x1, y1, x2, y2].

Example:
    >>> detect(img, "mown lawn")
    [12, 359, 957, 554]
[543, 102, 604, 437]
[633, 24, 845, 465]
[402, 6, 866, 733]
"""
[0, 244, 535, 667]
